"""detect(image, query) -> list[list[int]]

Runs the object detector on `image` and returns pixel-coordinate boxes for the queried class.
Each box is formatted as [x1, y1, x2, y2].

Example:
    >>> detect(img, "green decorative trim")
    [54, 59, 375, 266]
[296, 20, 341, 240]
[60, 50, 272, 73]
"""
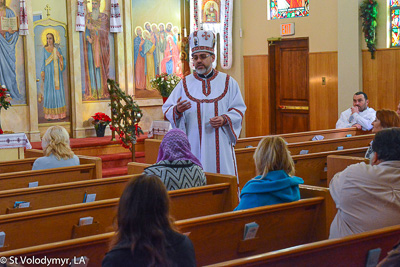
[360, 0, 378, 59]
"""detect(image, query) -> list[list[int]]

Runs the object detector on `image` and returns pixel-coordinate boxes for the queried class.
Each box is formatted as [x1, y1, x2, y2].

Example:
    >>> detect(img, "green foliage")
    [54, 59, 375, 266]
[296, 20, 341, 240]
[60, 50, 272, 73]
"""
[108, 79, 143, 151]
[360, 0, 378, 59]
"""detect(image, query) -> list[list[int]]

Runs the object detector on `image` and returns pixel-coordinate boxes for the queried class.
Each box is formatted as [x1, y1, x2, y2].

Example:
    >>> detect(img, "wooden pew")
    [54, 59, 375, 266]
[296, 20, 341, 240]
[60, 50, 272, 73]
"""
[327, 155, 369, 184]
[127, 162, 239, 208]
[176, 197, 327, 266]
[0, 170, 238, 216]
[0, 162, 102, 191]
[299, 184, 336, 239]
[237, 147, 368, 189]
[0, 178, 238, 251]
[206, 224, 400, 267]
[236, 127, 365, 149]
[0, 154, 102, 176]
[0, 197, 327, 266]
[0, 175, 131, 215]
[144, 128, 368, 163]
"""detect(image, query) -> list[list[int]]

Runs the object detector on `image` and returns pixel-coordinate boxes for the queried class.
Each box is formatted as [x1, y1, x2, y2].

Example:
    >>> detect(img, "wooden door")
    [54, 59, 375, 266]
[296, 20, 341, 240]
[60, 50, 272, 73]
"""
[269, 38, 309, 134]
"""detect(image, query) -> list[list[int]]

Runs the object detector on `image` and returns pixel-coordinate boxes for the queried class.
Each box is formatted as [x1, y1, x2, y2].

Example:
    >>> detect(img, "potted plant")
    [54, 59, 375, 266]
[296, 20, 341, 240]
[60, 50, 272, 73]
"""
[150, 73, 182, 103]
[91, 112, 111, 137]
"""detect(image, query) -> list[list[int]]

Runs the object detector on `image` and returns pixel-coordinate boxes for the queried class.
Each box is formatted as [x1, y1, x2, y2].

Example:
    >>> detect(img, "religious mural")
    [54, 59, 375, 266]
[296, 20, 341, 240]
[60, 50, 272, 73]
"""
[202, 0, 221, 23]
[0, 0, 26, 105]
[270, 0, 309, 19]
[132, 0, 182, 99]
[34, 17, 70, 124]
[80, 0, 116, 101]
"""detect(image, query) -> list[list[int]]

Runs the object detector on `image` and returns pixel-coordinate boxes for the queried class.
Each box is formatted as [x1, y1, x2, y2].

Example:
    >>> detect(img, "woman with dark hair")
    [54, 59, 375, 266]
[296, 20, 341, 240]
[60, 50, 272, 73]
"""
[144, 129, 206, 190]
[102, 174, 196, 267]
[365, 109, 400, 159]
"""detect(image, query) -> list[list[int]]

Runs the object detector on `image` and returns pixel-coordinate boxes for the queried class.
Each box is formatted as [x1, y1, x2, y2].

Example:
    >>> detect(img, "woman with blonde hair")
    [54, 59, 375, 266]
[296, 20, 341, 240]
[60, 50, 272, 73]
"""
[365, 109, 400, 159]
[234, 136, 304, 211]
[32, 126, 79, 170]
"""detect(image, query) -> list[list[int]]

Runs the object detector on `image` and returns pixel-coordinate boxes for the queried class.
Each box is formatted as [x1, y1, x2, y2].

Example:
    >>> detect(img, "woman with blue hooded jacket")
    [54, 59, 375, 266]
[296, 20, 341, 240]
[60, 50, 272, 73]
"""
[234, 136, 304, 211]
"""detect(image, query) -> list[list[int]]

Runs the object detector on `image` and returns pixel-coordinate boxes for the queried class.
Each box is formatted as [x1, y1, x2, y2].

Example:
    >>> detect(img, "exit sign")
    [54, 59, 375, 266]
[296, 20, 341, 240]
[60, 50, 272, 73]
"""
[281, 23, 295, 36]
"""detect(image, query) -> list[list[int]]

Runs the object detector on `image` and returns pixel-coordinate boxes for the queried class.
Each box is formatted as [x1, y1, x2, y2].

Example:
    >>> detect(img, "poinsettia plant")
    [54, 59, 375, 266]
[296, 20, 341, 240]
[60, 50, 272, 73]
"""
[0, 85, 12, 111]
[150, 73, 182, 97]
[91, 112, 111, 130]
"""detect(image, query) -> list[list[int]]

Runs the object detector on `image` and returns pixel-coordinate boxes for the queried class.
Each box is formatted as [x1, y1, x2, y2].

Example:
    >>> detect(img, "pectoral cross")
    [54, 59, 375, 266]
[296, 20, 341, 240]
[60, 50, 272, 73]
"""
[45, 4, 51, 18]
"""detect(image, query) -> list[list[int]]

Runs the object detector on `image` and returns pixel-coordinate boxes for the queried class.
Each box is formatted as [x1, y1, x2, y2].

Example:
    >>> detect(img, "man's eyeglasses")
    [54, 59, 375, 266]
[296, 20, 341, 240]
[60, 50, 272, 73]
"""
[192, 54, 211, 61]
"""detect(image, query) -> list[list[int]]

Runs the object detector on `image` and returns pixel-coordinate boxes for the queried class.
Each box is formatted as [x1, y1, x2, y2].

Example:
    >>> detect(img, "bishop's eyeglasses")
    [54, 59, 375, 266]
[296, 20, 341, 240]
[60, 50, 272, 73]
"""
[192, 54, 211, 61]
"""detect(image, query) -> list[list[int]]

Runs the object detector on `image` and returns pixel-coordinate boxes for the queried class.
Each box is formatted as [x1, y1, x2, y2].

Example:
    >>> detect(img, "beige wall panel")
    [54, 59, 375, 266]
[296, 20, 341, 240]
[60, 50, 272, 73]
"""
[1, 106, 29, 133]
[241, 0, 338, 55]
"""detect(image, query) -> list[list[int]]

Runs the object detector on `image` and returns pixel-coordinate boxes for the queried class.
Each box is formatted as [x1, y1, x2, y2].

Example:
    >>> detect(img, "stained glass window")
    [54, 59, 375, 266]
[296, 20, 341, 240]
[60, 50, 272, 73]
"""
[269, 0, 309, 20]
[390, 0, 400, 47]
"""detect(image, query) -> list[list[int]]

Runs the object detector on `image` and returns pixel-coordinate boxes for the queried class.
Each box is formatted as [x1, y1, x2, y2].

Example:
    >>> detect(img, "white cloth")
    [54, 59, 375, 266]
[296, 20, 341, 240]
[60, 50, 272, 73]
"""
[148, 120, 171, 138]
[190, 0, 234, 69]
[336, 107, 376, 131]
[162, 70, 246, 177]
[0, 133, 31, 149]
[110, 0, 123, 33]
[75, 0, 86, 32]
[329, 161, 400, 239]
[19, 0, 28, 35]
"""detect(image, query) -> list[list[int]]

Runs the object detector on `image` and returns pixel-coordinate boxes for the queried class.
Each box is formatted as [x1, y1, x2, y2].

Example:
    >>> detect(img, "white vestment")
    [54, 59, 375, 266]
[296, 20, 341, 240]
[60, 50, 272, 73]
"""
[163, 70, 246, 177]
[336, 107, 376, 131]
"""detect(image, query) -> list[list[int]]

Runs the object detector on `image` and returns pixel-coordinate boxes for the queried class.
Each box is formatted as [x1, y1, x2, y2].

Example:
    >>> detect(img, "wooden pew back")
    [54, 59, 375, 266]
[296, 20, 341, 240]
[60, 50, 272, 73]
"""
[236, 127, 362, 149]
[0, 176, 131, 215]
[299, 185, 336, 238]
[144, 128, 367, 164]
[237, 147, 368, 189]
[206, 224, 400, 267]
[0, 164, 100, 191]
[127, 162, 239, 208]
[327, 155, 369, 184]
[176, 197, 326, 266]
[0, 154, 102, 177]
[0, 197, 327, 266]
[0, 179, 238, 251]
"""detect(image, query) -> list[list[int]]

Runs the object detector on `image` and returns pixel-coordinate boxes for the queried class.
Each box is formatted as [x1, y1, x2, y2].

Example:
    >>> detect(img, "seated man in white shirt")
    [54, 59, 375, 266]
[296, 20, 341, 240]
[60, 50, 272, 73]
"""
[336, 92, 376, 131]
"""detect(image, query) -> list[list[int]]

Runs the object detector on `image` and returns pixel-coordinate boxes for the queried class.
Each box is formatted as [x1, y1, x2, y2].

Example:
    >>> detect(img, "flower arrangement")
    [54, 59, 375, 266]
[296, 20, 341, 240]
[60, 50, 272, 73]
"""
[0, 85, 12, 111]
[360, 0, 378, 59]
[150, 73, 182, 98]
[91, 112, 111, 130]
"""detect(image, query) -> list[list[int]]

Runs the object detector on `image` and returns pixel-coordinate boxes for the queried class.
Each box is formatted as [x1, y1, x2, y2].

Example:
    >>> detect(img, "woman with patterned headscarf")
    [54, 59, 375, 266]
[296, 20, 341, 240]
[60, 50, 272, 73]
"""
[144, 129, 206, 190]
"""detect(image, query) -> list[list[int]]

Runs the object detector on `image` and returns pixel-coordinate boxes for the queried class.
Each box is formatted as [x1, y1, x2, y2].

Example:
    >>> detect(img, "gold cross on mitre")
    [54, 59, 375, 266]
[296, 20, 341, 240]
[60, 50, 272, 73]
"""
[45, 4, 51, 18]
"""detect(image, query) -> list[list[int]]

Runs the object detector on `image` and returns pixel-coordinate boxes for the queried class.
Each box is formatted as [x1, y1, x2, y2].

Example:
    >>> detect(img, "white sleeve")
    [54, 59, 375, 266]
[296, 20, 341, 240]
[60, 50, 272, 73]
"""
[336, 110, 352, 129]
[353, 109, 376, 131]
[162, 81, 186, 130]
[221, 78, 247, 145]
